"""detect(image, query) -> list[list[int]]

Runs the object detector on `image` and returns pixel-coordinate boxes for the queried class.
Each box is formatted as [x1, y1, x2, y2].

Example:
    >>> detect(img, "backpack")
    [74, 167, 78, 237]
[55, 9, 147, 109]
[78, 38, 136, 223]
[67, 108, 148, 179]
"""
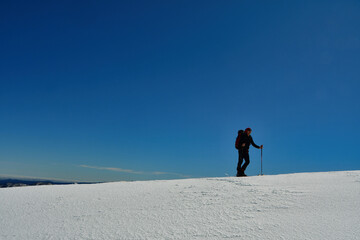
[235, 130, 244, 150]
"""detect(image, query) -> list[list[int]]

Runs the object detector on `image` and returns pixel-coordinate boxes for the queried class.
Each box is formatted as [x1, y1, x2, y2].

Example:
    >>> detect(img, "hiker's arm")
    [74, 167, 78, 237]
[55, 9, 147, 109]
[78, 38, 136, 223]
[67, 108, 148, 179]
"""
[250, 137, 260, 149]
[240, 135, 246, 147]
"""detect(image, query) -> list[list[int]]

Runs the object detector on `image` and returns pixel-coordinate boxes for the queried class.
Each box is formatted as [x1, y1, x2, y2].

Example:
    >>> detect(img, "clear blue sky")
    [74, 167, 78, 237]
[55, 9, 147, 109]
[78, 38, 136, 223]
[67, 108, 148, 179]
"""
[1, 0, 359, 182]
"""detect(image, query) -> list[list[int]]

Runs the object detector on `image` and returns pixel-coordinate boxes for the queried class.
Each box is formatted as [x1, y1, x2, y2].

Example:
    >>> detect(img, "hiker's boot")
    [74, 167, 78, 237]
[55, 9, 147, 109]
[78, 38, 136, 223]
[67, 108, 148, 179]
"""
[237, 169, 246, 177]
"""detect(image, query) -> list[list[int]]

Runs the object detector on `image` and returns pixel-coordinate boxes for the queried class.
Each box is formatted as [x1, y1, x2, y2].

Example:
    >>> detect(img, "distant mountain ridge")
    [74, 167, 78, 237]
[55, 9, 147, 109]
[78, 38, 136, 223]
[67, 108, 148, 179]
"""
[0, 178, 98, 188]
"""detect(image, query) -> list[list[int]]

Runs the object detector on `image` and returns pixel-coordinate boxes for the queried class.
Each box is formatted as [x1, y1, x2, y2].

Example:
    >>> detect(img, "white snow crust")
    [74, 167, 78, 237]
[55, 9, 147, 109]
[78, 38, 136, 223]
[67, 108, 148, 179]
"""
[1, 171, 360, 240]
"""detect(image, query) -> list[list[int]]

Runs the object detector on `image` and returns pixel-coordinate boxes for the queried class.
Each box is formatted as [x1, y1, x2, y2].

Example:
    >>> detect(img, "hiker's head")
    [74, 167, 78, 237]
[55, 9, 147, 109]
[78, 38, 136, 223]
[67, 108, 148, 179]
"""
[238, 130, 243, 135]
[245, 128, 252, 136]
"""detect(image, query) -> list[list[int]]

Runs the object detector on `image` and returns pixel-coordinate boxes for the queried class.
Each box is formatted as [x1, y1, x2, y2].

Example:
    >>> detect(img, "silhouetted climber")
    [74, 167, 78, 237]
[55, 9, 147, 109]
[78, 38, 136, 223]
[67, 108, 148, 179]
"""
[236, 128, 263, 177]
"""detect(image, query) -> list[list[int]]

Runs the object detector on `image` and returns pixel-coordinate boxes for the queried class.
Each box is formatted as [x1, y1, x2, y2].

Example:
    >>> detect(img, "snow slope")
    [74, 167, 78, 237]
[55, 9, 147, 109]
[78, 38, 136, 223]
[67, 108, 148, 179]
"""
[1, 171, 360, 240]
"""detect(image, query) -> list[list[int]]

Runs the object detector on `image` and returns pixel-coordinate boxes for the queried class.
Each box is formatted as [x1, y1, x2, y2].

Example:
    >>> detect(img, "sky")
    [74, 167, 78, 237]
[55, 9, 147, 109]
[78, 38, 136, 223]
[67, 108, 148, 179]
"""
[1, 0, 359, 182]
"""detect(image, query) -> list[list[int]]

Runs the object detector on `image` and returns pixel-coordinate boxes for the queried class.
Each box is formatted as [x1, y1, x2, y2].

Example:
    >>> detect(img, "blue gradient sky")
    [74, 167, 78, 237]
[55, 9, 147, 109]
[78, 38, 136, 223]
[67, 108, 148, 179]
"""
[1, 0, 359, 181]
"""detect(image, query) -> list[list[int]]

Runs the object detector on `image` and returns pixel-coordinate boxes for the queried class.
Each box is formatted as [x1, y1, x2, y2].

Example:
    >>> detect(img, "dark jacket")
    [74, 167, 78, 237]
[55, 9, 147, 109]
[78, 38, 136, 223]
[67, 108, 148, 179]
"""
[240, 133, 260, 152]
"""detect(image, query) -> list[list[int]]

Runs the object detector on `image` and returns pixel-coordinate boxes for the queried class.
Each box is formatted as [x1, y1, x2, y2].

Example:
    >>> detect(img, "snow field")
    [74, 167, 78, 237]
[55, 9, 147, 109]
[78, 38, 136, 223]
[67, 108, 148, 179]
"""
[1, 171, 360, 239]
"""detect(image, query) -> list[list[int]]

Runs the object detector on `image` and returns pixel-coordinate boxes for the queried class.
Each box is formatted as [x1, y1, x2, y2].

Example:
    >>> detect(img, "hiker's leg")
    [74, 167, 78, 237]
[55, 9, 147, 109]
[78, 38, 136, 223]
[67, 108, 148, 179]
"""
[237, 150, 243, 174]
[242, 152, 250, 171]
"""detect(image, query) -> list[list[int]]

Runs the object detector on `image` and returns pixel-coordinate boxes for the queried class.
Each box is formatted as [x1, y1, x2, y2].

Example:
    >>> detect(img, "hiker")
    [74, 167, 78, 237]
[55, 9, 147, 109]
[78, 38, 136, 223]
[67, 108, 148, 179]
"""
[236, 128, 263, 177]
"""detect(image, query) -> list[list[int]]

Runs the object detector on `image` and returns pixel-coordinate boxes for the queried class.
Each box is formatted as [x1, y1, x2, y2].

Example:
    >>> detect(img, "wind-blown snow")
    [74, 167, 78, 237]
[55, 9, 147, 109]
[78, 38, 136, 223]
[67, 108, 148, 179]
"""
[1, 171, 360, 239]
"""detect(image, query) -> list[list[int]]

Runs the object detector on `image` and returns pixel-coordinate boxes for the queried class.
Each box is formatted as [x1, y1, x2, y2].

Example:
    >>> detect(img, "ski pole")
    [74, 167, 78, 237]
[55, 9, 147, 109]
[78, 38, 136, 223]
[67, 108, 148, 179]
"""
[261, 148, 263, 176]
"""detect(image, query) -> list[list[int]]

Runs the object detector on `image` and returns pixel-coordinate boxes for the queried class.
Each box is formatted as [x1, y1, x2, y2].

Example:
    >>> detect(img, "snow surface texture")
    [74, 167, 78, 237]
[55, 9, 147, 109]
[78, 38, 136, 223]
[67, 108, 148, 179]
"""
[1, 171, 360, 240]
